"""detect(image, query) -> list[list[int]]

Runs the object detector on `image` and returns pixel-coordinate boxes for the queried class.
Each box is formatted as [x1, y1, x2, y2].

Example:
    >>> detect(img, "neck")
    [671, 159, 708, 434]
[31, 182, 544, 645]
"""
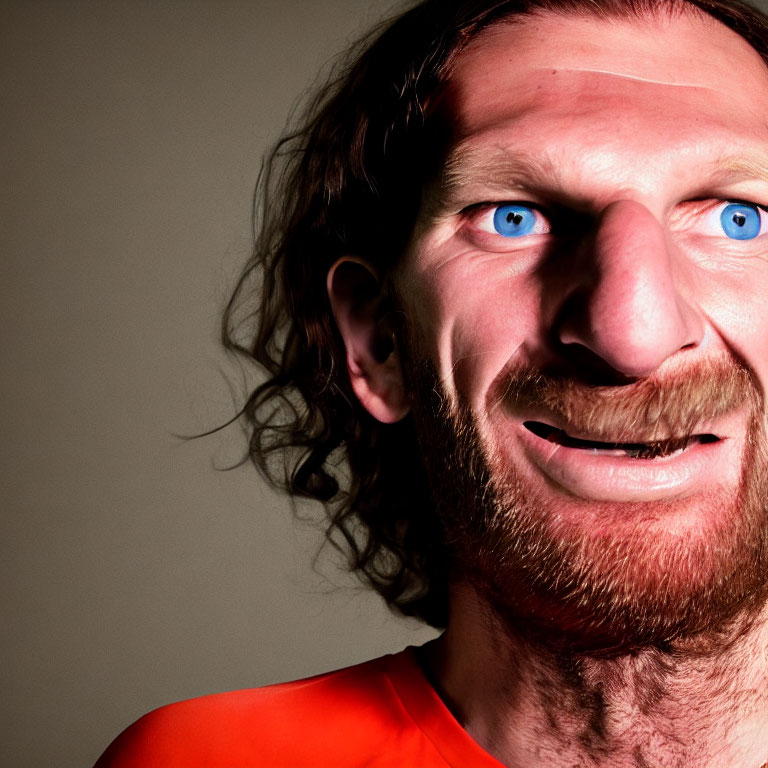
[422, 586, 768, 768]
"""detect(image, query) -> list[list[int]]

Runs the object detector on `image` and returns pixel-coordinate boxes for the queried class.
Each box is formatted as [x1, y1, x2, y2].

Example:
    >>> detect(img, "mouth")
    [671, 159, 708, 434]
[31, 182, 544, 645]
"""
[523, 421, 721, 460]
[513, 417, 738, 502]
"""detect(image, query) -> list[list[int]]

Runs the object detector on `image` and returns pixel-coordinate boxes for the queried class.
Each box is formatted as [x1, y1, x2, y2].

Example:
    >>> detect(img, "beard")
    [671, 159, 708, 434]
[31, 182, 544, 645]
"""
[405, 350, 768, 655]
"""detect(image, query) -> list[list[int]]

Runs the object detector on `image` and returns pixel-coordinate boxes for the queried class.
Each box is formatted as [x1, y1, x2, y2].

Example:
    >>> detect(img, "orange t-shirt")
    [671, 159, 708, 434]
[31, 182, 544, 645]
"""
[94, 647, 505, 767]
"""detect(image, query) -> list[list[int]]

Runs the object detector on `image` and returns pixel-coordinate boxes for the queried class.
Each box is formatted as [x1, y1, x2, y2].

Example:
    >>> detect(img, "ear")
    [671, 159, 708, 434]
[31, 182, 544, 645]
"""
[327, 257, 410, 424]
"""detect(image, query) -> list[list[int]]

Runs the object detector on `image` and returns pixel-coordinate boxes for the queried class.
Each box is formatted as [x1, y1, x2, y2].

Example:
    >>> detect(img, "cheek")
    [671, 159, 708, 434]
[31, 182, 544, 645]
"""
[403, 259, 543, 409]
[702, 266, 768, 401]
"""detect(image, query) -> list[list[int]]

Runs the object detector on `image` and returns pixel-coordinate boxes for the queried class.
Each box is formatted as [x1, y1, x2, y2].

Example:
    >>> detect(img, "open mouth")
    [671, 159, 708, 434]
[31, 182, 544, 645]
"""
[523, 420, 721, 460]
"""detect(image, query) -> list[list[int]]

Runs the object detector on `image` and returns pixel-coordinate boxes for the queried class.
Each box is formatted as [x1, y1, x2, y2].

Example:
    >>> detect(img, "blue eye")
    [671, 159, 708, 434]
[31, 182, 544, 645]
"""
[720, 202, 761, 240]
[493, 204, 538, 237]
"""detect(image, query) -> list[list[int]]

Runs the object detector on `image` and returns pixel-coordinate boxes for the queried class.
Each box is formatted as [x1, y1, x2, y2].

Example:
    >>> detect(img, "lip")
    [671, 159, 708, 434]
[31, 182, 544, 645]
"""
[513, 416, 744, 503]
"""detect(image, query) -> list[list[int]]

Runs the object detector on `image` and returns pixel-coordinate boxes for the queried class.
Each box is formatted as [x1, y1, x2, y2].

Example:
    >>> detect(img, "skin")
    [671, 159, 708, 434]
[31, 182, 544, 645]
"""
[329, 8, 768, 767]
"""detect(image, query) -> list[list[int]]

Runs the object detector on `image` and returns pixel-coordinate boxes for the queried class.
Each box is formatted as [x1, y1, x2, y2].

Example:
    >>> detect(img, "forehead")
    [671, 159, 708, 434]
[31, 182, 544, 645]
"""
[457, 9, 765, 91]
[410, 8, 768, 223]
[438, 10, 768, 169]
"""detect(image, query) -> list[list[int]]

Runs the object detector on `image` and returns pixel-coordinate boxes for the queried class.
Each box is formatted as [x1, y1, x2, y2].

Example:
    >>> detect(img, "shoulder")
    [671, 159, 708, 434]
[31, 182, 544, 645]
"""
[93, 650, 434, 768]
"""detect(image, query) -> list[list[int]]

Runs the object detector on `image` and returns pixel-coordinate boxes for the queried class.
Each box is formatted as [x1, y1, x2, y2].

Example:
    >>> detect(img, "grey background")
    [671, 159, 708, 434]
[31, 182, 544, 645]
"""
[1, 2, 437, 767]
[4, 1, 768, 767]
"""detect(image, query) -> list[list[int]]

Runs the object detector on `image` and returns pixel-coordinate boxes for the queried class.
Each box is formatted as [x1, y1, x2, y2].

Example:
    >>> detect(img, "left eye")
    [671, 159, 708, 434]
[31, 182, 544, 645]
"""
[718, 201, 767, 240]
[474, 203, 551, 238]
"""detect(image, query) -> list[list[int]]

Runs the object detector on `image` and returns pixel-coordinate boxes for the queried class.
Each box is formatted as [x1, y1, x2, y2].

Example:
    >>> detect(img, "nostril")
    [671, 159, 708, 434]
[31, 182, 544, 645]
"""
[549, 341, 638, 386]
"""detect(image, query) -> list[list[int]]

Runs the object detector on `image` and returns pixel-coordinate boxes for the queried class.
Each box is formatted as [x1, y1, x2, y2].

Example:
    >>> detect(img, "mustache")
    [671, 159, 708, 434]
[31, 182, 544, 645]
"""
[492, 356, 760, 443]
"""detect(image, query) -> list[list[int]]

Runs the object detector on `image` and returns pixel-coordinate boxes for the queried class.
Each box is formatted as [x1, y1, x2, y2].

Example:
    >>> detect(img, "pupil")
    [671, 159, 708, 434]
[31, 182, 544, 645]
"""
[733, 213, 746, 227]
[507, 212, 523, 225]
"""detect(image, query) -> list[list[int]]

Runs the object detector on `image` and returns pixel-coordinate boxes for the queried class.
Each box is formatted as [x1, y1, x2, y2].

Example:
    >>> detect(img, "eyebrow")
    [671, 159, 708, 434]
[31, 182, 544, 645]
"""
[713, 156, 768, 187]
[432, 145, 768, 214]
[438, 145, 559, 211]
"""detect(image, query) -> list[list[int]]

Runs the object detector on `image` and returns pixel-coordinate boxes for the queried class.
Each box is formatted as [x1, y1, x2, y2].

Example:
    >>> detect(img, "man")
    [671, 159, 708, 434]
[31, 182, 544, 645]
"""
[96, 0, 768, 765]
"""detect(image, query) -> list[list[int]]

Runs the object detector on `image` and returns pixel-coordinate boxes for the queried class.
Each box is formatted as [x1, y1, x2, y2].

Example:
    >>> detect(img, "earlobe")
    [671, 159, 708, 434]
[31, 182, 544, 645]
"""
[327, 257, 410, 424]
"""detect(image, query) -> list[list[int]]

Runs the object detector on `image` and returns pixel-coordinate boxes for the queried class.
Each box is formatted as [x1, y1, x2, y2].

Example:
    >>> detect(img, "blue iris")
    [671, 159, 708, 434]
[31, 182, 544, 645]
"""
[720, 202, 761, 240]
[493, 204, 537, 237]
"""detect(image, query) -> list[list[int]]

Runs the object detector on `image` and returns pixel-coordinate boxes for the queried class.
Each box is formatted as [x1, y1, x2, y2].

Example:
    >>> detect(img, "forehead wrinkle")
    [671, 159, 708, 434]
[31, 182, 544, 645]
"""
[540, 66, 719, 91]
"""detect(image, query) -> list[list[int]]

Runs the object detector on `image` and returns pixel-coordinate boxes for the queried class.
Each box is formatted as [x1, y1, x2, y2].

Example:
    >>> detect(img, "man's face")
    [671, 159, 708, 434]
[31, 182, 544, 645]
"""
[394, 9, 768, 649]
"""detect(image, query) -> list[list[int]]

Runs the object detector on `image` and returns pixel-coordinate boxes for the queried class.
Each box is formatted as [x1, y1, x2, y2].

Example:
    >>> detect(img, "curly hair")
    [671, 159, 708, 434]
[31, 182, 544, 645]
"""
[223, 0, 768, 629]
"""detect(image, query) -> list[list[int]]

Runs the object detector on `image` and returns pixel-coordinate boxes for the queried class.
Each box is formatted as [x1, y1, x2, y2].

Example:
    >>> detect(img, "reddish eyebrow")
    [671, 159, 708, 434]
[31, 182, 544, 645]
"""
[712, 156, 768, 186]
[434, 148, 768, 210]
[436, 145, 560, 210]
[420, 143, 768, 228]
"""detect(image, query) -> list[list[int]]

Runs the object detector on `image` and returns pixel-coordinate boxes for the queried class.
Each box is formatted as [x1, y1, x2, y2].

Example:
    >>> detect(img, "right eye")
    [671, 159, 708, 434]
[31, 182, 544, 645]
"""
[474, 203, 552, 238]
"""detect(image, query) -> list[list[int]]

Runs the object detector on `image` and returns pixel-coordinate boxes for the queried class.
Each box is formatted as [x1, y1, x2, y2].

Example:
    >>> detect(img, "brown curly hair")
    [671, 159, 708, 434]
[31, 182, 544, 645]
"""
[223, 0, 768, 629]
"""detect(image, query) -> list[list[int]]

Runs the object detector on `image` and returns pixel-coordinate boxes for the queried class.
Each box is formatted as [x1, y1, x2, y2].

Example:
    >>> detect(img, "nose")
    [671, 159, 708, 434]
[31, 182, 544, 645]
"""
[556, 200, 703, 379]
